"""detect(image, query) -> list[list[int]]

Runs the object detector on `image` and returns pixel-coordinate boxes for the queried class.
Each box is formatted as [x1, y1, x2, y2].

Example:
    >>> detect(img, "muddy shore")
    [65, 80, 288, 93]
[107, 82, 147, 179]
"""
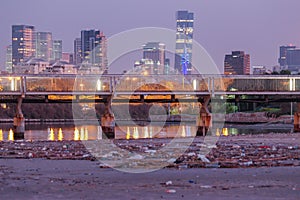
[1, 133, 299, 168]
[0, 134, 300, 199]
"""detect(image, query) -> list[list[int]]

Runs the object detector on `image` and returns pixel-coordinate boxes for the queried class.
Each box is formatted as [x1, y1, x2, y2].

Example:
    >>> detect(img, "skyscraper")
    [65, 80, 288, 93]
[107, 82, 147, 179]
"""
[286, 48, 300, 73]
[175, 10, 194, 75]
[5, 45, 12, 73]
[52, 40, 62, 61]
[35, 32, 53, 61]
[12, 25, 35, 66]
[74, 38, 82, 65]
[224, 51, 250, 75]
[143, 42, 165, 74]
[278, 45, 296, 67]
[277, 45, 300, 74]
[81, 29, 107, 70]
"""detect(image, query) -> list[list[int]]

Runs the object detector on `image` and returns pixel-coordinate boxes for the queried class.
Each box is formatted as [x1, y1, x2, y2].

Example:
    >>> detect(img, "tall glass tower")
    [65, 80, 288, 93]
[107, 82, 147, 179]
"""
[81, 29, 107, 70]
[36, 32, 53, 61]
[12, 25, 35, 66]
[52, 40, 62, 61]
[175, 11, 194, 75]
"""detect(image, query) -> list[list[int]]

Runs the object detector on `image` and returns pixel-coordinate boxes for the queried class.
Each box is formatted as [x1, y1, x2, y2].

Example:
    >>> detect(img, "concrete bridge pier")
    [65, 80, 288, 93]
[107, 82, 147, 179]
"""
[197, 96, 212, 136]
[13, 96, 25, 139]
[101, 96, 115, 139]
[294, 103, 300, 132]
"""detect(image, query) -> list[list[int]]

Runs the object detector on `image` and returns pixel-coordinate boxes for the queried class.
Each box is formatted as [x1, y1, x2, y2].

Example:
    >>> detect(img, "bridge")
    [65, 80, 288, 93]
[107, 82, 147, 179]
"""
[1, 74, 300, 138]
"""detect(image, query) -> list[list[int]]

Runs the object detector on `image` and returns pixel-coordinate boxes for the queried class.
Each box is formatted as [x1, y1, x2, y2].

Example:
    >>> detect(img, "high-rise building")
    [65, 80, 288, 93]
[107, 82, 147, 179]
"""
[278, 45, 296, 67]
[164, 58, 170, 75]
[286, 48, 300, 73]
[224, 51, 250, 75]
[143, 42, 165, 65]
[35, 32, 53, 61]
[5, 45, 13, 73]
[12, 25, 35, 67]
[52, 40, 62, 61]
[142, 42, 165, 74]
[74, 38, 82, 65]
[81, 29, 107, 70]
[175, 10, 194, 75]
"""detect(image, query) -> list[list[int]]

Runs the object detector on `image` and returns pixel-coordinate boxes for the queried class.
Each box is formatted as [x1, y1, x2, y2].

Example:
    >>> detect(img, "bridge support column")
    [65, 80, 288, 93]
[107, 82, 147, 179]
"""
[101, 96, 115, 139]
[13, 96, 25, 139]
[294, 103, 300, 132]
[197, 97, 212, 136]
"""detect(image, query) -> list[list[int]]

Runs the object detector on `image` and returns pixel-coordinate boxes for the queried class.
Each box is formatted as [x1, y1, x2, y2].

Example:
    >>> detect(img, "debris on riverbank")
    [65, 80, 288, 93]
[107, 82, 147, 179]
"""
[0, 133, 299, 169]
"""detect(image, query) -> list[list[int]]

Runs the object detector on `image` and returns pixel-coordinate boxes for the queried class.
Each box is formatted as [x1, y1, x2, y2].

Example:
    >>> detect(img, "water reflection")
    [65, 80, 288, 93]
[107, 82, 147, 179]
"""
[222, 128, 229, 136]
[0, 129, 3, 141]
[8, 129, 14, 141]
[74, 128, 80, 141]
[48, 128, 55, 141]
[215, 128, 238, 137]
[0, 123, 293, 141]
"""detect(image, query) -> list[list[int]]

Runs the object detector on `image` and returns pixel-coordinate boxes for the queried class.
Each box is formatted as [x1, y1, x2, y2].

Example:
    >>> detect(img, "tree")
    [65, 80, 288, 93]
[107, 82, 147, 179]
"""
[280, 70, 291, 75]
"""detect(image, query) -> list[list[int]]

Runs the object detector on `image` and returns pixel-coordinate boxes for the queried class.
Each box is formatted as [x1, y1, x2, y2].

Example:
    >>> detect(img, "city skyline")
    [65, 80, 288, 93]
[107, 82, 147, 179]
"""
[1, 0, 300, 73]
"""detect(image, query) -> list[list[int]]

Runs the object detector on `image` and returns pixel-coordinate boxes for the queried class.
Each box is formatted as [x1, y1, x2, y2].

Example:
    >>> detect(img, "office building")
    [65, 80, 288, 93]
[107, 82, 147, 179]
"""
[74, 38, 82, 65]
[134, 59, 157, 75]
[52, 40, 62, 61]
[224, 51, 250, 75]
[175, 10, 194, 75]
[164, 58, 170, 75]
[278, 45, 296, 67]
[143, 42, 165, 65]
[35, 32, 52, 61]
[5, 45, 13, 73]
[61, 52, 73, 64]
[81, 29, 107, 71]
[252, 65, 266, 75]
[14, 58, 49, 74]
[12, 25, 35, 67]
[286, 48, 300, 73]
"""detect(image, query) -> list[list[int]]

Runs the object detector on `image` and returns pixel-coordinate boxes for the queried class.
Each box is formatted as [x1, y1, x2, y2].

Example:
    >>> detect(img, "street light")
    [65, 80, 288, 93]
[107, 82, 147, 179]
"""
[96, 79, 102, 91]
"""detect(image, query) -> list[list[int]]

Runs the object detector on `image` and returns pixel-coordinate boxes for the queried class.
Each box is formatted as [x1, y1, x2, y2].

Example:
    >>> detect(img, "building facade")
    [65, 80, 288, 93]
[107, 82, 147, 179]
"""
[224, 51, 250, 75]
[61, 52, 73, 64]
[175, 10, 194, 75]
[286, 48, 300, 74]
[35, 32, 53, 61]
[80, 30, 107, 71]
[74, 38, 82, 65]
[5, 45, 13, 73]
[278, 45, 296, 67]
[52, 40, 62, 61]
[142, 42, 165, 74]
[252, 65, 267, 75]
[12, 25, 35, 67]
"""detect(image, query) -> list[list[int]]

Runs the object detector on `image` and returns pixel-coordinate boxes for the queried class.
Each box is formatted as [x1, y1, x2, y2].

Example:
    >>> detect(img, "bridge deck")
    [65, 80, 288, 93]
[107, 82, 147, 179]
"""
[1, 75, 300, 100]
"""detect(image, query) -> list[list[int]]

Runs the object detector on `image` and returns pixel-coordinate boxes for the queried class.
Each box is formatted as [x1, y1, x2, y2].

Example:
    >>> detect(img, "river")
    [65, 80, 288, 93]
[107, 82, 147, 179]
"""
[0, 121, 293, 141]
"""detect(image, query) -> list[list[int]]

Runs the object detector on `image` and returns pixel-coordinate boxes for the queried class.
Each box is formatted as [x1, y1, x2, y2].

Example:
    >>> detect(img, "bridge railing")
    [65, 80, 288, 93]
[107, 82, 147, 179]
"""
[213, 76, 300, 93]
[1, 74, 300, 95]
[0, 76, 22, 93]
[112, 74, 210, 92]
[25, 75, 112, 93]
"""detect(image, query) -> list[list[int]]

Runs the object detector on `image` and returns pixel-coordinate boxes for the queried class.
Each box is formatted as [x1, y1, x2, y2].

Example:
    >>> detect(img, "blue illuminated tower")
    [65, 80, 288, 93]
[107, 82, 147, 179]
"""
[175, 11, 194, 75]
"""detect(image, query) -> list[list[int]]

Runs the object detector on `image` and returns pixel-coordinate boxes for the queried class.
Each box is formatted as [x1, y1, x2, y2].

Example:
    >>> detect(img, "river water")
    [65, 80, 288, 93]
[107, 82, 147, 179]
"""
[0, 122, 293, 141]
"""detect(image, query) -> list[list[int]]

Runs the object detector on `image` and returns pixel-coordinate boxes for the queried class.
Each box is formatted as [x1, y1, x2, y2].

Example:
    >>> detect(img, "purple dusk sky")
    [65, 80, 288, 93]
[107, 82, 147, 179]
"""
[1, 0, 300, 72]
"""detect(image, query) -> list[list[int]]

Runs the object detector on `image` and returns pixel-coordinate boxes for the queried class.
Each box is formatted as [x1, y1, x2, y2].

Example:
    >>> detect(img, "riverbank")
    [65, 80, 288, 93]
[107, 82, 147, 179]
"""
[0, 133, 299, 168]
[0, 159, 299, 200]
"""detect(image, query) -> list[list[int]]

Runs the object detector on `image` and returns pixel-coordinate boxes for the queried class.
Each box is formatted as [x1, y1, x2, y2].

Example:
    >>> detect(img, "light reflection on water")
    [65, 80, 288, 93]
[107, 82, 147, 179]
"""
[0, 123, 293, 141]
